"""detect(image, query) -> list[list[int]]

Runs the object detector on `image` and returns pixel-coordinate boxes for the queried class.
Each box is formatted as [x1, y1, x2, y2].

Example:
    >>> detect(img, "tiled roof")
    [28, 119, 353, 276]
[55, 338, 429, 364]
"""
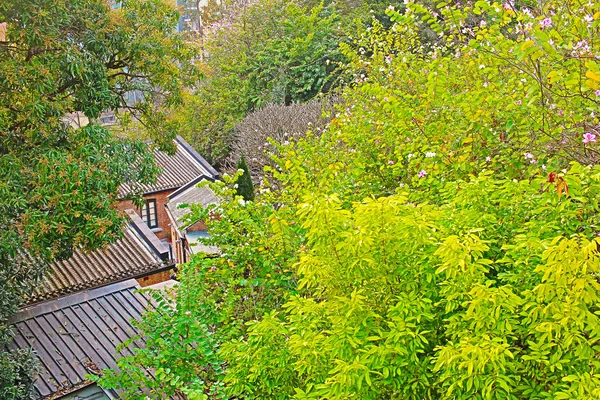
[25, 211, 172, 305]
[119, 136, 219, 197]
[165, 176, 219, 230]
[8, 280, 149, 399]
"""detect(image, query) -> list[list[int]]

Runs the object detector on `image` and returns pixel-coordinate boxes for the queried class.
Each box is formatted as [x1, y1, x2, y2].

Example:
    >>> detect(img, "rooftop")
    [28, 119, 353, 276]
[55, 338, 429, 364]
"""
[119, 136, 219, 198]
[8, 280, 149, 399]
[165, 175, 219, 230]
[25, 210, 172, 305]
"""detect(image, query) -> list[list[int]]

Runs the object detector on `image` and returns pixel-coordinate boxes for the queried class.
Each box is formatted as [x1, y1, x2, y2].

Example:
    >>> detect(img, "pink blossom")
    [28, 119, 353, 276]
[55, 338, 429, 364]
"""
[573, 40, 591, 56]
[388, 160, 395, 165]
[540, 18, 552, 29]
[524, 152, 534, 159]
[583, 132, 597, 144]
[595, 89, 600, 97]
[502, 1, 513, 9]
[417, 170, 427, 178]
[515, 100, 522, 106]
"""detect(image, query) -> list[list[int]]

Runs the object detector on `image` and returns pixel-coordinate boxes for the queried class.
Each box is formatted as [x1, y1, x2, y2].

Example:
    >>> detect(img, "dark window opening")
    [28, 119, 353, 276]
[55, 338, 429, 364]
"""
[141, 199, 158, 229]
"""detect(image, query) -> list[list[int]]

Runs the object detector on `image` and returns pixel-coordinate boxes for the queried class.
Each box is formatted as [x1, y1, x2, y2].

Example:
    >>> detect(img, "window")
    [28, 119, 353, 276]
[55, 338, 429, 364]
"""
[141, 199, 158, 229]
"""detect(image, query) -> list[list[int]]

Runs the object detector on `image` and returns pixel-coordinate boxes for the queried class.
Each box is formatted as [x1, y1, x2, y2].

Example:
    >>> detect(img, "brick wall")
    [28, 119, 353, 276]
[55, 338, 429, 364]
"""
[136, 269, 173, 287]
[171, 225, 184, 264]
[187, 220, 208, 231]
[117, 189, 174, 240]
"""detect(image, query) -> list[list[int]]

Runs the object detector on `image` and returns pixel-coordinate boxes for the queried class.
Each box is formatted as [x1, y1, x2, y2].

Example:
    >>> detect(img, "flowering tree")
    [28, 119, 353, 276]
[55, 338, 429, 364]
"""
[102, 1, 600, 399]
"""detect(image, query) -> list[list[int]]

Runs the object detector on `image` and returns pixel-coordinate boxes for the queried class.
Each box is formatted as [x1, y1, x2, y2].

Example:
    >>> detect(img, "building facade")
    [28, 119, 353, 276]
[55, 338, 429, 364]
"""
[117, 135, 219, 242]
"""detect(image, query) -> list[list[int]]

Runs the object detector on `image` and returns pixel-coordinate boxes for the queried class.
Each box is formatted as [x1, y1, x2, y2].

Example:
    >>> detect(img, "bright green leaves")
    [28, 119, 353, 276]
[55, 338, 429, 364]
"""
[104, 0, 600, 399]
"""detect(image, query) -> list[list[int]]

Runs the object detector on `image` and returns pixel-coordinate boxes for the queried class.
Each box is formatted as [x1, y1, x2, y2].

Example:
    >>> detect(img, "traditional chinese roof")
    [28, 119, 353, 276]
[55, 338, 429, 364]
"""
[8, 279, 148, 399]
[119, 136, 219, 198]
[25, 210, 172, 305]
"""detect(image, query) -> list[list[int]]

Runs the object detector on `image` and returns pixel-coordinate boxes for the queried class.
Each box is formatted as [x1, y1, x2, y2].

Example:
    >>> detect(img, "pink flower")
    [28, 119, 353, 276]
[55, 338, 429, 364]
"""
[515, 100, 522, 106]
[524, 152, 534, 159]
[540, 17, 552, 29]
[502, 1, 513, 9]
[388, 160, 395, 165]
[595, 89, 600, 97]
[417, 170, 427, 178]
[583, 132, 597, 144]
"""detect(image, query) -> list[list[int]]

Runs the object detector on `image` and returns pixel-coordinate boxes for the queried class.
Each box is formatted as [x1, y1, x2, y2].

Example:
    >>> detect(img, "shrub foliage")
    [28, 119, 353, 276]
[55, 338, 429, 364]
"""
[99, 1, 600, 399]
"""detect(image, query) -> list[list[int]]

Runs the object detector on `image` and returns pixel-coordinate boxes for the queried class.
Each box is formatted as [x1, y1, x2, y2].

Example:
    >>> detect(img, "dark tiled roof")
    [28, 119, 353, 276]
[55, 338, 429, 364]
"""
[8, 280, 149, 399]
[26, 212, 171, 305]
[119, 136, 219, 197]
[165, 176, 219, 230]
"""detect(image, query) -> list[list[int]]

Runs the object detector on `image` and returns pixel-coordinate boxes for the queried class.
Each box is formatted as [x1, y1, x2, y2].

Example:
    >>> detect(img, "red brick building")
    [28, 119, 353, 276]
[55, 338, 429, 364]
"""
[117, 136, 219, 242]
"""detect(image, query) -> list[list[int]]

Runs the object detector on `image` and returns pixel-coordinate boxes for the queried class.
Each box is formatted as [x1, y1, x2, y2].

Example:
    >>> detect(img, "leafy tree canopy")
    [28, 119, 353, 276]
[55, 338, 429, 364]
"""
[176, 0, 348, 166]
[0, 0, 197, 397]
[99, 0, 600, 399]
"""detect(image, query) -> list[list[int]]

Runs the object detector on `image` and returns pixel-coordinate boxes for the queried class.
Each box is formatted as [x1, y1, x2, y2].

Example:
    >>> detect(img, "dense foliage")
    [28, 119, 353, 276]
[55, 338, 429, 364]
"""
[177, 0, 348, 165]
[101, 0, 600, 399]
[0, 0, 195, 397]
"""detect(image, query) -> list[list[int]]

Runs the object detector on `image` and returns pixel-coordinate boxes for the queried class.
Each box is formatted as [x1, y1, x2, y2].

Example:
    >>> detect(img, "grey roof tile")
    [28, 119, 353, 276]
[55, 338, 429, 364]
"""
[165, 176, 219, 230]
[119, 136, 219, 197]
[26, 212, 171, 305]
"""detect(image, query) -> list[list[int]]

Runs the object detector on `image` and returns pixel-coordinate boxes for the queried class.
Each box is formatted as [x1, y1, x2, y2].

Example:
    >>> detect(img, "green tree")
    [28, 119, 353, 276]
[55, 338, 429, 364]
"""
[103, 0, 600, 399]
[177, 0, 347, 166]
[236, 155, 255, 201]
[0, 0, 196, 397]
